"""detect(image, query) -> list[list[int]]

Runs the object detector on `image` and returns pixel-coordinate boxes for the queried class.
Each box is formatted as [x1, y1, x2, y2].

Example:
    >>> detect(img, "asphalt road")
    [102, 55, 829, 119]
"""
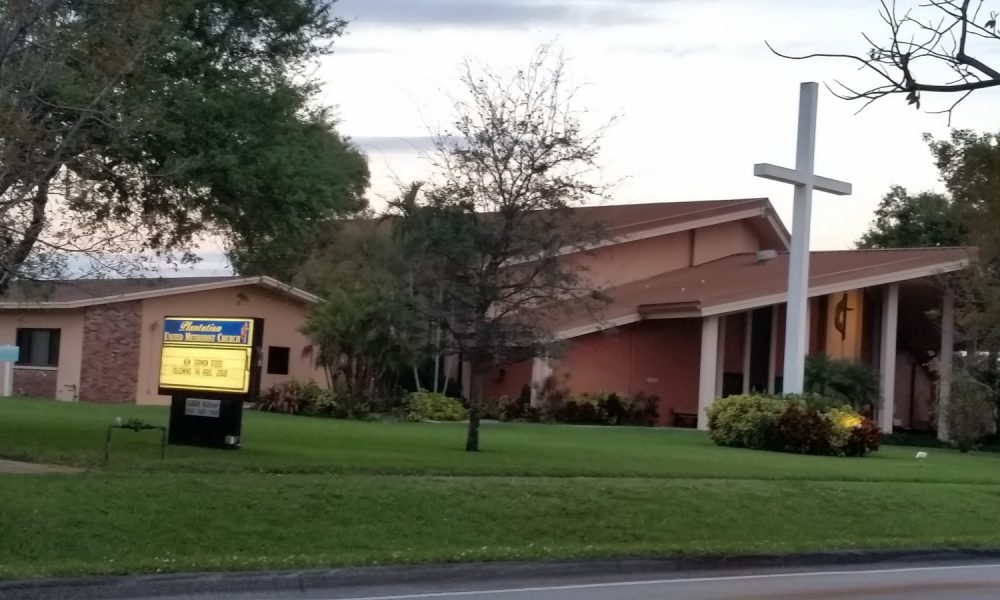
[82, 561, 1000, 600]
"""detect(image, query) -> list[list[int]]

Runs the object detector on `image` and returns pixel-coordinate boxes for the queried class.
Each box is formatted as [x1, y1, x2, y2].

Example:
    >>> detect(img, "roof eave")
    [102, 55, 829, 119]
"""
[0, 276, 319, 310]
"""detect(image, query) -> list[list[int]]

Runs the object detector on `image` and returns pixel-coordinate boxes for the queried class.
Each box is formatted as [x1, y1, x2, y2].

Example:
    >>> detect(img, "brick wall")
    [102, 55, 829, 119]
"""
[79, 301, 141, 403]
[13, 368, 57, 398]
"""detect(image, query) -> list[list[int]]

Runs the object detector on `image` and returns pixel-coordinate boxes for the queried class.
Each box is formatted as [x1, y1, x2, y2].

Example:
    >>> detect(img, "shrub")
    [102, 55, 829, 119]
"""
[778, 401, 835, 455]
[708, 393, 880, 457]
[947, 371, 995, 452]
[845, 417, 882, 457]
[405, 391, 467, 422]
[303, 389, 372, 420]
[624, 392, 660, 426]
[707, 394, 785, 449]
[481, 395, 507, 420]
[256, 381, 322, 415]
[805, 354, 879, 412]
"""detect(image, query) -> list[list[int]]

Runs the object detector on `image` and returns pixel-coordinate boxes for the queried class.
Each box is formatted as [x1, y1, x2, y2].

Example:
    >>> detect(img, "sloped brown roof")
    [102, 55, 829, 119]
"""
[0, 276, 318, 308]
[5, 277, 238, 303]
[557, 247, 972, 337]
[361, 198, 789, 251]
[569, 198, 775, 237]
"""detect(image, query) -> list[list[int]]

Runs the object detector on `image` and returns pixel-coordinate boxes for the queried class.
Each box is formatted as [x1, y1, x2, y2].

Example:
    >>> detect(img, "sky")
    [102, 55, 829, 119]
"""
[185, 0, 1000, 275]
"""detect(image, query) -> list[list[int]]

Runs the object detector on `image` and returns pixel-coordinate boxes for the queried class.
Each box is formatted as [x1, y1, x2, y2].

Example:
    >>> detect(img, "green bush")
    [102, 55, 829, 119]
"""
[532, 390, 660, 426]
[405, 392, 467, 422]
[707, 394, 786, 449]
[805, 354, 879, 413]
[708, 394, 880, 457]
[256, 380, 322, 415]
[302, 389, 372, 420]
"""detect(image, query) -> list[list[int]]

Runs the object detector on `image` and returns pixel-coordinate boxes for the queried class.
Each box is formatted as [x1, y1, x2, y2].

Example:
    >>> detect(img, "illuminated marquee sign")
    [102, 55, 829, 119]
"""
[159, 318, 255, 394]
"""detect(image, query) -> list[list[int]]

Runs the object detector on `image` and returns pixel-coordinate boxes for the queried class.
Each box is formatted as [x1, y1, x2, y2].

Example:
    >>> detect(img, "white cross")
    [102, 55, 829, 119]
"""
[754, 82, 852, 395]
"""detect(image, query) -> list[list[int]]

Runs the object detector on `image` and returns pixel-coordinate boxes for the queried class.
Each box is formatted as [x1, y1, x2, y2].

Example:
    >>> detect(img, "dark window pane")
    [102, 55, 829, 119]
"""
[15, 328, 60, 367]
[267, 346, 290, 375]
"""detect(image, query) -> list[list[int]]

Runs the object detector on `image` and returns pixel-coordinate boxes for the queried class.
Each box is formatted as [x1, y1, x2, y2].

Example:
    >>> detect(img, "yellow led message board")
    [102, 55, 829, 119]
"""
[159, 346, 252, 393]
[158, 317, 256, 394]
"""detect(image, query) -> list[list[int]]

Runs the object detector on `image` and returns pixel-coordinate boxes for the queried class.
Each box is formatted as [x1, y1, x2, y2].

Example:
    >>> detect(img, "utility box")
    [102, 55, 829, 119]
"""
[158, 317, 263, 449]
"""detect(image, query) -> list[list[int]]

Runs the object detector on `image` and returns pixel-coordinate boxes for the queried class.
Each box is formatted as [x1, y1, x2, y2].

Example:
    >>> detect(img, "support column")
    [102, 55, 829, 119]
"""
[938, 290, 955, 442]
[742, 311, 753, 394]
[715, 316, 727, 397]
[878, 284, 899, 432]
[698, 316, 720, 430]
[529, 357, 553, 406]
[768, 305, 779, 394]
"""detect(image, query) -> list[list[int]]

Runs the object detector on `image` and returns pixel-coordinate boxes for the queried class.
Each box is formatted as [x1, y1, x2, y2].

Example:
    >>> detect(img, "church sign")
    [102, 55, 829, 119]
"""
[159, 318, 255, 394]
[159, 316, 263, 449]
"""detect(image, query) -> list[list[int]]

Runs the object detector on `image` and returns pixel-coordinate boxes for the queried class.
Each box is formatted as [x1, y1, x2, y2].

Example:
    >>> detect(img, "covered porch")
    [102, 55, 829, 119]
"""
[697, 278, 956, 433]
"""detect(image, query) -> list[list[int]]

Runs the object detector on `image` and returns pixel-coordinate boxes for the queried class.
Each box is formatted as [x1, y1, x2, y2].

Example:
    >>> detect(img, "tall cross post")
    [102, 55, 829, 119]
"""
[754, 82, 852, 394]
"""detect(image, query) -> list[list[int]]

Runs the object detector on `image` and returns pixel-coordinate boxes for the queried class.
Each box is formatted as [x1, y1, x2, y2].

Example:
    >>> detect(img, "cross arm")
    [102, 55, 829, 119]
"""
[754, 163, 853, 196]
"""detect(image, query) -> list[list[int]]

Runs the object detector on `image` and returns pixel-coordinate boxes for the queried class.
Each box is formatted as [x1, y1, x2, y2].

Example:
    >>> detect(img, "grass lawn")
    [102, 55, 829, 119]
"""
[3, 398, 1000, 579]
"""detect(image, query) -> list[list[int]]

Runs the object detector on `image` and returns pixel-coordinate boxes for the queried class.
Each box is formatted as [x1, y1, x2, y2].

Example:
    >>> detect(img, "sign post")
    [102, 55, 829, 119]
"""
[0, 345, 18, 397]
[158, 317, 263, 449]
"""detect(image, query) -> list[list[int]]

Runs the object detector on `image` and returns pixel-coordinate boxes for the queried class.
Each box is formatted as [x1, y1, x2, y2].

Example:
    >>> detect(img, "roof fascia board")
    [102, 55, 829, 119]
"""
[700, 258, 969, 317]
[0, 277, 319, 309]
[555, 313, 642, 339]
[556, 257, 968, 336]
[509, 205, 776, 267]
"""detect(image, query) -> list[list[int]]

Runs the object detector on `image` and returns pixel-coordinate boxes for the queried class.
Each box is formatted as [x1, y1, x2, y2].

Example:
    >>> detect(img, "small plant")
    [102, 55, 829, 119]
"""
[256, 381, 322, 415]
[405, 391, 467, 422]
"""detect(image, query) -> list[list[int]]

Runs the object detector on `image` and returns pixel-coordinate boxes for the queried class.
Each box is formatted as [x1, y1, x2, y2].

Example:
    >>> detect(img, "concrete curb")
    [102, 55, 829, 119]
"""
[5, 548, 1000, 599]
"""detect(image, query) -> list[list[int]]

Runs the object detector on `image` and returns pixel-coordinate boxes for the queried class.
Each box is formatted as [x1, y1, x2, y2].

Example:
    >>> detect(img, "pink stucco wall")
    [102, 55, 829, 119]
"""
[894, 352, 934, 430]
[482, 359, 533, 402]
[564, 220, 765, 290]
[722, 313, 747, 374]
[567, 231, 693, 289]
[692, 221, 761, 265]
[549, 319, 702, 424]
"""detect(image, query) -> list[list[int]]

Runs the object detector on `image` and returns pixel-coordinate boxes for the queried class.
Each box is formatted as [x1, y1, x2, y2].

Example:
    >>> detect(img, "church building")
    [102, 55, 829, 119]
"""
[480, 198, 970, 433]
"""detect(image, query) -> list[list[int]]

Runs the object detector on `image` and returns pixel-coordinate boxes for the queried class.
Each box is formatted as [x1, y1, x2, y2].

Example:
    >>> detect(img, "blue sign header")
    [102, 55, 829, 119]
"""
[162, 318, 253, 347]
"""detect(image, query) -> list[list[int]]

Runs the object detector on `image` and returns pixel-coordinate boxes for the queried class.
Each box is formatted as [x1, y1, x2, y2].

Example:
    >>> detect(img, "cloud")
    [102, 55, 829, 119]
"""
[334, 0, 662, 29]
[333, 45, 392, 55]
[352, 136, 439, 153]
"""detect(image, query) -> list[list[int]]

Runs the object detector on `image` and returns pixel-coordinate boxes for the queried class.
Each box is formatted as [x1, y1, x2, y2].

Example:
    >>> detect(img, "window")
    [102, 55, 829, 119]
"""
[16, 328, 60, 367]
[266, 346, 290, 375]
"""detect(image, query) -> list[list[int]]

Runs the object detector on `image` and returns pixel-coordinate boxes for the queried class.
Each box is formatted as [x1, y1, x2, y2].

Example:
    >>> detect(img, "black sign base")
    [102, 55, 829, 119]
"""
[167, 395, 244, 449]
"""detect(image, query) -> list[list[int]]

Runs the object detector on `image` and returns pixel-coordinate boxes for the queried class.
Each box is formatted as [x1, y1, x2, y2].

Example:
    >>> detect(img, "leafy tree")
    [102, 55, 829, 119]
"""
[857, 185, 967, 249]
[773, 0, 1000, 118]
[298, 199, 431, 407]
[394, 46, 611, 452]
[804, 353, 880, 414]
[0, 0, 367, 291]
[946, 369, 995, 451]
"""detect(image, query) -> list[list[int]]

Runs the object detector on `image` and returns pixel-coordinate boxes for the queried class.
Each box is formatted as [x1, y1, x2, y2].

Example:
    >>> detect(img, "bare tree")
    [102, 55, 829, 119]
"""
[393, 45, 612, 452]
[772, 0, 1000, 119]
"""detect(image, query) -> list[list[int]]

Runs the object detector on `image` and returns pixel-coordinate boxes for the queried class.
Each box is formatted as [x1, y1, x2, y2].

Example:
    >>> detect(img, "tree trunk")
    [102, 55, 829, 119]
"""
[412, 365, 422, 392]
[465, 373, 482, 452]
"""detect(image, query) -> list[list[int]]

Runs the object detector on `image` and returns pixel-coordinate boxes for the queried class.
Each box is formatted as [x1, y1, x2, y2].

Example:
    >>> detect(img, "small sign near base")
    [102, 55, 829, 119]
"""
[167, 395, 244, 449]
